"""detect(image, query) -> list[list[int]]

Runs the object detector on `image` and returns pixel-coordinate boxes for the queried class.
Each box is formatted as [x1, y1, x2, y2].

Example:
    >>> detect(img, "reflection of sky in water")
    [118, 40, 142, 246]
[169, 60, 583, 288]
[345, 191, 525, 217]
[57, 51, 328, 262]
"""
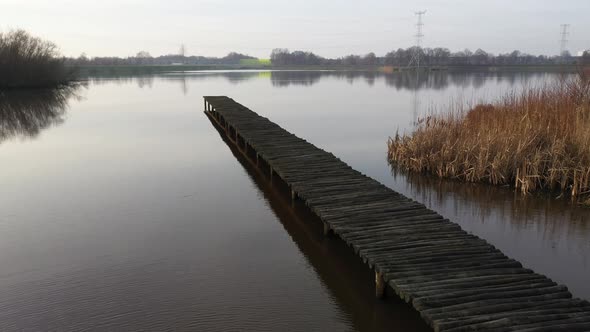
[0, 70, 587, 330]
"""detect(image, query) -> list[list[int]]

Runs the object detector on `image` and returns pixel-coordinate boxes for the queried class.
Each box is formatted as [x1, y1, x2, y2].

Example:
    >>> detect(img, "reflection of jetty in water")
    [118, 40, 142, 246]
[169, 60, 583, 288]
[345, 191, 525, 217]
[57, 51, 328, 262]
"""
[85, 70, 555, 92]
[0, 85, 81, 143]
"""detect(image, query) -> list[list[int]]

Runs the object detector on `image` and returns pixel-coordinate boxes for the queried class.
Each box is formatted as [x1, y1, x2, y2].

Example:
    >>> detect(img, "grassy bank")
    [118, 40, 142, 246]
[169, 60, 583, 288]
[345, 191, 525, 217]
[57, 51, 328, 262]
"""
[388, 73, 590, 204]
[71, 64, 385, 77]
[72, 64, 271, 77]
[445, 64, 580, 72]
[0, 30, 74, 89]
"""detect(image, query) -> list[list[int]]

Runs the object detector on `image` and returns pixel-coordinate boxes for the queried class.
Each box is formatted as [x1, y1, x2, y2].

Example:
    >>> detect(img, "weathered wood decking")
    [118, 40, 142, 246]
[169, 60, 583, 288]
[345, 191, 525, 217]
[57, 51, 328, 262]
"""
[204, 96, 590, 332]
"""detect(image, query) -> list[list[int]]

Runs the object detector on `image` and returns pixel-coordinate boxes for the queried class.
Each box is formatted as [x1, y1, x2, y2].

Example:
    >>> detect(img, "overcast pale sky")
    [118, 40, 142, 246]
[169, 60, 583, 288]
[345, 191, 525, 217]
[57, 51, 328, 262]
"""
[2, 0, 589, 58]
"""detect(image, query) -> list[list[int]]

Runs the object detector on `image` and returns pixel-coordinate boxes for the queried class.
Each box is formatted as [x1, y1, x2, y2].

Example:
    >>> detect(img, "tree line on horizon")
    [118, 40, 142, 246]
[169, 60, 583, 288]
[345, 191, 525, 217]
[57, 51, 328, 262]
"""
[4, 28, 585, 90]
[66, 47, 589, 67]
[270, 48, 586, 66]
[66, 51, 258, 66]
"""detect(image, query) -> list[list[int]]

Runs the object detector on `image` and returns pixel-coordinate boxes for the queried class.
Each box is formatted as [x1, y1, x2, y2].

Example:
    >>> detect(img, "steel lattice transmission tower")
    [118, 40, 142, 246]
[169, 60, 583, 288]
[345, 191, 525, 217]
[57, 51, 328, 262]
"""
[408, 10, 426, 68]
[559, 24, 569, 56]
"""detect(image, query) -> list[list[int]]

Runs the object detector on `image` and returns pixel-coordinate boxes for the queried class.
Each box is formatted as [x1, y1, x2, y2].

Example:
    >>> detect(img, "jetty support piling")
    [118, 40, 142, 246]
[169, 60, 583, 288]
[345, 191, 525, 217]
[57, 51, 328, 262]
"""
[322, 222, 331, 236]
[375, 271, 386, 298]
[291, 189, 296, 206]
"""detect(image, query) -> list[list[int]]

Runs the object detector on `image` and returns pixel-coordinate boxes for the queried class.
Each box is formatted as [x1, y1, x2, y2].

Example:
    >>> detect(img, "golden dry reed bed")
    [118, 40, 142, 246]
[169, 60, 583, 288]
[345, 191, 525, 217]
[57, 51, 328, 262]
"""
[388, 72, 590, 204]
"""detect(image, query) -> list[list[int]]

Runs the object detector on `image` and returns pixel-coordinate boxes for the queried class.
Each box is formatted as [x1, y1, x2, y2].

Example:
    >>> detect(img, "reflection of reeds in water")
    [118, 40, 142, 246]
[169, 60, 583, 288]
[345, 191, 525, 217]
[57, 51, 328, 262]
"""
[394, 170, 590, 250]
[388, 74, 590, 204]
[0, 85, 81, 142]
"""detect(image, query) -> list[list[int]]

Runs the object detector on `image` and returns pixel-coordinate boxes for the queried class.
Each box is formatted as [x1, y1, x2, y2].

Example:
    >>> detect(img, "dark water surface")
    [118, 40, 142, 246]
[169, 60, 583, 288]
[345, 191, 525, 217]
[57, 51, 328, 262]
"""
[0, 71, 587, 331]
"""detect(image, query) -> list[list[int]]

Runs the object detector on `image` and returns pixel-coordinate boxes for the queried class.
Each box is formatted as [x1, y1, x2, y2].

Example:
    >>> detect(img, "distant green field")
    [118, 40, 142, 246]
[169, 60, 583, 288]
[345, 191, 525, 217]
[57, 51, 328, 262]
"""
[239, 59, 271, 66]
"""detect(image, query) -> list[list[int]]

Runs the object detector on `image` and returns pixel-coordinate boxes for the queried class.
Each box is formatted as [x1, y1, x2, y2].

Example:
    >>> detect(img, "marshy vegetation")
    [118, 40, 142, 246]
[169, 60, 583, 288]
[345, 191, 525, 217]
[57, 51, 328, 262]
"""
[0, 29, 74, 89]
[388, 72, 590, 204]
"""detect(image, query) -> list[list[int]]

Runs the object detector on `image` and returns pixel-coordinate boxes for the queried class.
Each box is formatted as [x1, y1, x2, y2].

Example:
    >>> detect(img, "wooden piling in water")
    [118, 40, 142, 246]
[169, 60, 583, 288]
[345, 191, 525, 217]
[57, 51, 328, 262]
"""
[203, 96, 590, 332]
[376, 271, 386, 298]
[322, 221, 331, 236]
[270, 166, 273, 184]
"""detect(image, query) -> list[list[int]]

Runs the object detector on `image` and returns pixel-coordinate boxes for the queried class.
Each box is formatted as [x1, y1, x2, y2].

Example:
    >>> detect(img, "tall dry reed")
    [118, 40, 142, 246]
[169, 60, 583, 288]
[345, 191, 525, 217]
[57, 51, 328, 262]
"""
[388, 72, 590, 204]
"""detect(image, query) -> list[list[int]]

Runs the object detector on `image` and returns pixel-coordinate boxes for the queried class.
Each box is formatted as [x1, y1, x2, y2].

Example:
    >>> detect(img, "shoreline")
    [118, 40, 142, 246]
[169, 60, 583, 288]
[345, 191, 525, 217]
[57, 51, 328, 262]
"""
[71, 64, 582, 77]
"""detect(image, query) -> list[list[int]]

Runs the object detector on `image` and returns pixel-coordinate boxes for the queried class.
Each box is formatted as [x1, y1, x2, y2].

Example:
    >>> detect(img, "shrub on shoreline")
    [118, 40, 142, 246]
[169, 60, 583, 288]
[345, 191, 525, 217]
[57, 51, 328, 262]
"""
[388, 73, 590, 204]
[0, 29, 74, 89]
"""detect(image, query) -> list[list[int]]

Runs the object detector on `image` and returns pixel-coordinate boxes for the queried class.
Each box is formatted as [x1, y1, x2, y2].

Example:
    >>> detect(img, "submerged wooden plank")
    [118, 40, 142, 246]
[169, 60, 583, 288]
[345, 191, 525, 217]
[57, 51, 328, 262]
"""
[203, 96, 590, 331]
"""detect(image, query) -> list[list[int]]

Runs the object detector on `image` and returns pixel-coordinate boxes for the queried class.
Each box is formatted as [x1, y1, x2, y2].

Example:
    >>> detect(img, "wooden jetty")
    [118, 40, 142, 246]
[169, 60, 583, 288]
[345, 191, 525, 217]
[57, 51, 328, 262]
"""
[203, 96, 590, 332]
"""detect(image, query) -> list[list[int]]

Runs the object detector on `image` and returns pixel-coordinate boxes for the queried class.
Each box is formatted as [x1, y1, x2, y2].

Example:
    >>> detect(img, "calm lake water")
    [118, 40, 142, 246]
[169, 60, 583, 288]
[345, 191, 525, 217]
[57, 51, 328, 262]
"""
[0, 70, 588, 331]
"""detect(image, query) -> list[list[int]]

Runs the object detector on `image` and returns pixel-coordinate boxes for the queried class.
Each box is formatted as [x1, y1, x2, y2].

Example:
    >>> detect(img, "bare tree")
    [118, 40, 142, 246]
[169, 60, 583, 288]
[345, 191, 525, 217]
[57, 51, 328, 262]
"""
[363, 52, 377, 66]
[136, 51, 152, 58]
[0, 29, 73, 88]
